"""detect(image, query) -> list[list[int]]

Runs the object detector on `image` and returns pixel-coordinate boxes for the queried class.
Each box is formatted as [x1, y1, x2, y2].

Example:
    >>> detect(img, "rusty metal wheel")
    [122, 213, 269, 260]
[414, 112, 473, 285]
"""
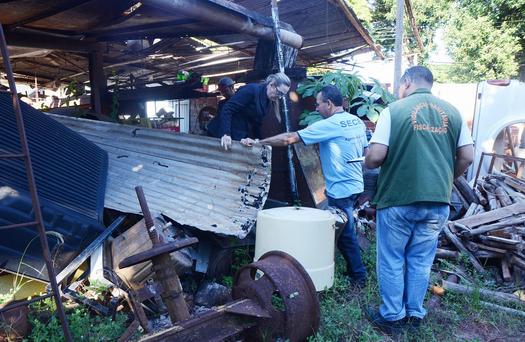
[232, 250, 320, 341]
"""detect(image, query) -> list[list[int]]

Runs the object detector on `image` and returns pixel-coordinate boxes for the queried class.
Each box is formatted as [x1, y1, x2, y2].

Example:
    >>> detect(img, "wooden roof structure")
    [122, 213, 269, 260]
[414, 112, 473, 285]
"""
[0, 0, 381, 88]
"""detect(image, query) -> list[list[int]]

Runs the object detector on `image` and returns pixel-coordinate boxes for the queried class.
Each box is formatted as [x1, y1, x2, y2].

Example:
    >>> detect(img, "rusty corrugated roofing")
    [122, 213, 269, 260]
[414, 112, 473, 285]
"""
[48, 114, 271, 238]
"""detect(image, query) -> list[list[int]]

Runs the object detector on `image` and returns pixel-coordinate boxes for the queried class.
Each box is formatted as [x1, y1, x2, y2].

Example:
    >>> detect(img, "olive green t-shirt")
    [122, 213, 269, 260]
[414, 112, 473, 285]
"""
[372, 88, 463, 209]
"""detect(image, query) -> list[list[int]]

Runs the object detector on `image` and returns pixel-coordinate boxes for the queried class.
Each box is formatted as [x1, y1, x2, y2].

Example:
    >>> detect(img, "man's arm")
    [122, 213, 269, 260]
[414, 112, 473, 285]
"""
[454, 144, 474, 179]
[364, 143, 388, 168]
[241, 132, 300, 147]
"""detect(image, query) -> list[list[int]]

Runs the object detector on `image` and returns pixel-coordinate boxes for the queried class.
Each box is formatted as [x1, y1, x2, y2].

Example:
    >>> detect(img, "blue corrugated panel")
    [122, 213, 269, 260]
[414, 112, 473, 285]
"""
[0, 91, 108, 281]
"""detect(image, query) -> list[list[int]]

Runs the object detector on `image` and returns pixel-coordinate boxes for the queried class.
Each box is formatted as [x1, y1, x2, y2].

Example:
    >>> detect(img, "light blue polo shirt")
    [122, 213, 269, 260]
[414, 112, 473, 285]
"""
[298, 112, 368, 199]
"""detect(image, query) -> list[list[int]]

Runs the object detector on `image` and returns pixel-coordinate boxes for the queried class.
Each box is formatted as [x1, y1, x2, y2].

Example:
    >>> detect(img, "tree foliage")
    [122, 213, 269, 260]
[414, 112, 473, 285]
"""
[345, 0, 373, 24]
[367, 0, 522, 82]
[444, 10, 520, 82]
[457, 0, 525, 60]
[369, 0, 451, 57]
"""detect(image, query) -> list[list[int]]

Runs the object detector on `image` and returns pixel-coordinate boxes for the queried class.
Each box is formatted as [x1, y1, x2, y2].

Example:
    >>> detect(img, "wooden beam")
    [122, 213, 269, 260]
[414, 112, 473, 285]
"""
[454, 202, 525, 229]
[147, 0, 303, 48]
[88, 50, 107, 116]
[117, 83, 208, 102]
[94, 29, 238, 42]
[5, 0, 94, 30]
[333, 0, 385, 59]
[5, 31, 99, 52]
[20, 59, 79, 74]
[88, 18, 198, 38]
[404, 0, 424, 53]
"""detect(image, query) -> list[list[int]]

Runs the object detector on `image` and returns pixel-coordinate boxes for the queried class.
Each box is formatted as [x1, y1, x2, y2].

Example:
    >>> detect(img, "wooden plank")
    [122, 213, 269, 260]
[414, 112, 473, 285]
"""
[112, 219, 155, 289]
[111, 218, 192, 290]
[443, 224, 485, 273]
[462, 214, 525, 237]
[505, 177, 525, 194]
[453, 202, 525, 228]
[442, 280, 525, 306]
[501, 259, 512, 282]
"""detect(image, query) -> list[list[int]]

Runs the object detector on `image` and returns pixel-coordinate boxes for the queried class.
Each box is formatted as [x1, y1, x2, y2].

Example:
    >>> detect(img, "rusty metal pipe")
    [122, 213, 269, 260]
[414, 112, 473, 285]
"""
[146, 0, 303, 49]
[134, 186, 190, 323]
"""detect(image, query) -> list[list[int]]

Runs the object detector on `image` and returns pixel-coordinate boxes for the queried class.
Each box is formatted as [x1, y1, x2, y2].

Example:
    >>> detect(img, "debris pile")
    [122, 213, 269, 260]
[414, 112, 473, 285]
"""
[439, 174, 525, 278]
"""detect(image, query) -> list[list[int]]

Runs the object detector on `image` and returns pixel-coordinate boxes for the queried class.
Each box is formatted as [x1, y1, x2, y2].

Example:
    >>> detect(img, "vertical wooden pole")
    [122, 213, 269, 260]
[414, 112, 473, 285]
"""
[88, 49, 106, 116]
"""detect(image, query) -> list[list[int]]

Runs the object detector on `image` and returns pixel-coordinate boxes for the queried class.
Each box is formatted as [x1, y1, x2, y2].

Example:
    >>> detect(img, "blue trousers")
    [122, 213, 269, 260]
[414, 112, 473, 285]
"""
[327, 194, 367, 282]
[376, 202, 449, 321]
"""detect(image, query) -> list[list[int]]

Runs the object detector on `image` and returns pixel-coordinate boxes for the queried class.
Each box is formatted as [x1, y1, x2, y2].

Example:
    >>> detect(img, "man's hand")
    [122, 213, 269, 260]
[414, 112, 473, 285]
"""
[240, 138, 259, 147]
[220, 134, 232, 151]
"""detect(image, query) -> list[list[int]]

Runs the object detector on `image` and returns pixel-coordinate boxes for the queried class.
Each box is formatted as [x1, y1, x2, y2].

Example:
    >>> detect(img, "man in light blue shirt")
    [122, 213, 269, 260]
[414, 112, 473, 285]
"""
[241, 85, 368, 286]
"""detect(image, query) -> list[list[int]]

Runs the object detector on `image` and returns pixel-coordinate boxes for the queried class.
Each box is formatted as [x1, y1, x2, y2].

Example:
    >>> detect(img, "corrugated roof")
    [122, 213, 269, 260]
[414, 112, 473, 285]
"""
[48, 114, 272, 238]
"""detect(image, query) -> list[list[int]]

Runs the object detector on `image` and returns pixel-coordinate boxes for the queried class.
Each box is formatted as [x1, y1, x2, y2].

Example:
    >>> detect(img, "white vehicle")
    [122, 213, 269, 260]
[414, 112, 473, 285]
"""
[434, 80, 525, 180]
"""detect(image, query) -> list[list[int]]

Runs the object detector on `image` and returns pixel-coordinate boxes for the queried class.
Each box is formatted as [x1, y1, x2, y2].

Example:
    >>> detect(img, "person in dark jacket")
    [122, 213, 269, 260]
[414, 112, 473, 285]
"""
[218, 72, 291, 151]
[207, 77, 236, 137]
[217, 77, 235, 114]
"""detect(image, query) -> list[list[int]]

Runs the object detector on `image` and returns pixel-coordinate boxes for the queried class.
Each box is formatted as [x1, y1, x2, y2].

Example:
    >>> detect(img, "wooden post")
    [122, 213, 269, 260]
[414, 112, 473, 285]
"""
[88, 49, 107, 117]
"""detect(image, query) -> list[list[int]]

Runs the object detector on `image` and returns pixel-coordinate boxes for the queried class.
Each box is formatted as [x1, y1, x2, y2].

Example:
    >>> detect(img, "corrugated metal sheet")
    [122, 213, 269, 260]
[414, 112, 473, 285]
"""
[0, 91, 108, 280]
[48, 114, 272, 238]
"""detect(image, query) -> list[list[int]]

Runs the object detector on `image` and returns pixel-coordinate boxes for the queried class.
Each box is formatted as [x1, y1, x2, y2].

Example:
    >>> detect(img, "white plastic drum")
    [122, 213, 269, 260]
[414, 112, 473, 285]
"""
[254, 206, 336, 291]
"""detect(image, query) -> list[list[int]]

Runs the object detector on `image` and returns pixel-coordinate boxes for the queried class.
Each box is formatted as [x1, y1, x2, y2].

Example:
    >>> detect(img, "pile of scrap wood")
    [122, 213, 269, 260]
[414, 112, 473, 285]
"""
[437, 174, 525, 283]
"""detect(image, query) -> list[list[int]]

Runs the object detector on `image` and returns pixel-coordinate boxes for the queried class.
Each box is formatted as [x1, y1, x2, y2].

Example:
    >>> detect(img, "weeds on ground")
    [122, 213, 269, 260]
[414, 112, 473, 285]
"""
[25, 298, 128, 342]
[309, 233, 525, 342]
[220, 246, 254, 287]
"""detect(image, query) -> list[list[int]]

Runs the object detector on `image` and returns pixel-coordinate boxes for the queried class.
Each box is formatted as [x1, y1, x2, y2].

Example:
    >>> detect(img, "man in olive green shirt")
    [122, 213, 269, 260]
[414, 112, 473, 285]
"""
[364, 66, 474, 335]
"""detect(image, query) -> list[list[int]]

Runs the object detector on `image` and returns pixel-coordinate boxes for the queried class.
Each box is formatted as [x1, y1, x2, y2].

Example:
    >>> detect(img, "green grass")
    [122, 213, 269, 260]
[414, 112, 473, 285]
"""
[24, 299, 129, 342]
[309, 234, 525, 342]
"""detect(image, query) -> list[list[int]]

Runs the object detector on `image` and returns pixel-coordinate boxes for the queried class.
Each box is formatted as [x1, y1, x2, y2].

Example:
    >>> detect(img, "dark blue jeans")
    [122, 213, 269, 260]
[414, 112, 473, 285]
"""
[327, 194, 367, 282]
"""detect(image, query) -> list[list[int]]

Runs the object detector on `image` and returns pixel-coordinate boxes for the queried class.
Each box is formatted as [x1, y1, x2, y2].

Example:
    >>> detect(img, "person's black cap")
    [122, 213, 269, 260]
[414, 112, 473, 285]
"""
[218, 77, 234, 87]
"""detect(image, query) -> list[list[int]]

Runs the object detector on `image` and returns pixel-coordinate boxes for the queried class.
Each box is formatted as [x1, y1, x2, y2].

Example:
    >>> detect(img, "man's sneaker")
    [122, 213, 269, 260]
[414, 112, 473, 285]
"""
[406, 316, 422, 333]
[342, 272, 367, 288]
[365, 307, 404, 336]
[350, 278, 366, 289]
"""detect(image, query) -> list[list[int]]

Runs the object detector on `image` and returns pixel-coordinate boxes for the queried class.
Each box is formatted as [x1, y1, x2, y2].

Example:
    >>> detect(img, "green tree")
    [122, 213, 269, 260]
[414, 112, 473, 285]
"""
[367, 0, 522, 82]
[457, 0, 525, 62]
[346, 0, 373, 24]
[369, 0, 451, 58]
[444, 11, 520, 82]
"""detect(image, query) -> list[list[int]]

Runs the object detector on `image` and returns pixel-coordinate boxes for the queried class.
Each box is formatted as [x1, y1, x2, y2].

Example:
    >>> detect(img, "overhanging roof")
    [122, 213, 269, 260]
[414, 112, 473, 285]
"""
[0, 0, 381, 87]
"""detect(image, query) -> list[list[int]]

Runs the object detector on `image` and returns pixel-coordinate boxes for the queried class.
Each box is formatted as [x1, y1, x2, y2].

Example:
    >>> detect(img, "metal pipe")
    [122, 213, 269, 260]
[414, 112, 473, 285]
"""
[0, 23, 73, 342]
[270, 0, 299, 205]
[147, 0, 303, 49]
[393, 0, 404, 96]
[134, 186, 190, 323]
